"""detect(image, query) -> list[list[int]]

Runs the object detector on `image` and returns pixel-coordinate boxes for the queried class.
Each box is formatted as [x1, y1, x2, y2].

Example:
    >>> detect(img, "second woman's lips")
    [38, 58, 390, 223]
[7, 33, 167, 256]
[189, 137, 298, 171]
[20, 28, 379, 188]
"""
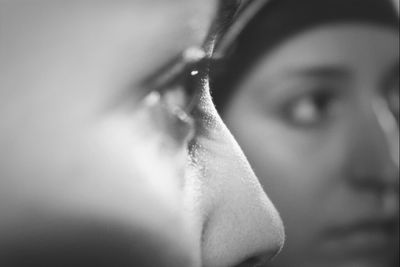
[319, 218, 397, 258]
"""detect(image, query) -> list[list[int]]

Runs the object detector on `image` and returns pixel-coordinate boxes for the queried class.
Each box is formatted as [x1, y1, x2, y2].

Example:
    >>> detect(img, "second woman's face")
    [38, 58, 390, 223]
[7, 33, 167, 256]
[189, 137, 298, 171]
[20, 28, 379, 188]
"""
[223, 24, 399, 267]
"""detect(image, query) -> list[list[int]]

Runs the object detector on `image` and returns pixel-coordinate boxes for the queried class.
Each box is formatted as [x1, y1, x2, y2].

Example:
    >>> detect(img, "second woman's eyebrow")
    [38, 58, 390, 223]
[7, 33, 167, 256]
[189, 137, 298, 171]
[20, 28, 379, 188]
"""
[255, 65, 352, 89]
[282, 65, 352, 80]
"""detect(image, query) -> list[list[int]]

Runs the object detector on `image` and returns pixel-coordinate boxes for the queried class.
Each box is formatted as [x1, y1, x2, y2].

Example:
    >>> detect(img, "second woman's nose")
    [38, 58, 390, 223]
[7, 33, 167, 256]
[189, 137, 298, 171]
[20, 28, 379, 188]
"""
[347, 98, 399, 191]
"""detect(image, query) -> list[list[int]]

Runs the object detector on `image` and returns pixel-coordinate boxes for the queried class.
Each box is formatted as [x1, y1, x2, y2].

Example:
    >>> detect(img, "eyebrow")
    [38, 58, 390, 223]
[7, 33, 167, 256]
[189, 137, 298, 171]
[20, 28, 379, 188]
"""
[212, 0, 272, 58]
[108, 0, 243, 112]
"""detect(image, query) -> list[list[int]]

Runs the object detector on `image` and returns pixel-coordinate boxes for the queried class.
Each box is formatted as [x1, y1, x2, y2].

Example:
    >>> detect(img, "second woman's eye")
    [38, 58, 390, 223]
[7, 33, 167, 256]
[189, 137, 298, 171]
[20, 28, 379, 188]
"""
[282, 88, 339, 128]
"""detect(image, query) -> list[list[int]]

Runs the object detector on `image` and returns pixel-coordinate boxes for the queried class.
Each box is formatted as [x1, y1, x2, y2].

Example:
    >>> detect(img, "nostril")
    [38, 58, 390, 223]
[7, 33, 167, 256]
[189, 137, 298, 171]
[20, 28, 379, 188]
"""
[233, 234, 284, 267]
[234, 255, 269, 267]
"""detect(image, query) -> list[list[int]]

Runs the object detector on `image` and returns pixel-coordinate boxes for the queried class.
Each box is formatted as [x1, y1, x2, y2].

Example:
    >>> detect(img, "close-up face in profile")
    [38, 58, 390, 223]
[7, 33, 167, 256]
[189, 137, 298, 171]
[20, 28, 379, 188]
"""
[223, 23, 399, 267]
[0, 1, 284, 267]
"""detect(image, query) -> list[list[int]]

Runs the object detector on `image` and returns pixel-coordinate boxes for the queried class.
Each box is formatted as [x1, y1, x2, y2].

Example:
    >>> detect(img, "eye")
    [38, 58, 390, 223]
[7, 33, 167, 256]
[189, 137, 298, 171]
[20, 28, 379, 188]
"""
[134, 47, 209, 151]
[162, 86, 191, 112]
[161, 62, 207, 141]
[139, 47, 207, 112]
[283, 88, 338, 128]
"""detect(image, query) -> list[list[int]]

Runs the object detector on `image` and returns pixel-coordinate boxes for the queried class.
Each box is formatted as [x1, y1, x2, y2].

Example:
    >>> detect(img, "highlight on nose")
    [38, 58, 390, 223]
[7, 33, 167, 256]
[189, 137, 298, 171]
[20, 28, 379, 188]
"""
[200, 183, 285, 267]
[196, 122, 285, 267]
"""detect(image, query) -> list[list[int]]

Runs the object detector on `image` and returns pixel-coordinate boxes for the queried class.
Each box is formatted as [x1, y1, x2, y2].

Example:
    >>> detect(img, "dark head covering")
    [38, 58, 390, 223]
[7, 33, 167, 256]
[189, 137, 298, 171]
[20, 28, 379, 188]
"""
[210, 0, 399, 112]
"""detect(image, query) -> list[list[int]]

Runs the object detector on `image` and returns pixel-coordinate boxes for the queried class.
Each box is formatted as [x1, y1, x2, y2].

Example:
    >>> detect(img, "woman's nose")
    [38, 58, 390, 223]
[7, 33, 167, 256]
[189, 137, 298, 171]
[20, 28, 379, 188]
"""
[196, 118, 284, 267]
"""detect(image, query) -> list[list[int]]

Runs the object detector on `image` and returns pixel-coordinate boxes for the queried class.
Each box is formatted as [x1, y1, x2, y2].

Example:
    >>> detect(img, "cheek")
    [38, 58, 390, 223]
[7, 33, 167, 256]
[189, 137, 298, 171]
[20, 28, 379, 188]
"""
[0, 111, 189, 230]
[0, 111, 197, 265]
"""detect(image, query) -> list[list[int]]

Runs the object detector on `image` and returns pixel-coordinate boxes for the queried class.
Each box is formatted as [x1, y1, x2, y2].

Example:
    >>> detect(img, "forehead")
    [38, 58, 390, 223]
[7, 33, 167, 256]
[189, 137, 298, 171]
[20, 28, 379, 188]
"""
[0, 1, 214, 58]
[0, 1, 215, 100]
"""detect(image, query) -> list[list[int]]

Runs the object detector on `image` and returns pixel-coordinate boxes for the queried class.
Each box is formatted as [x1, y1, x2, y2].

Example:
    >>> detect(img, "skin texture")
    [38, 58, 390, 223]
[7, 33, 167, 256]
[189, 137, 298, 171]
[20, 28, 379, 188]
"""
[0, 1, 284, 267]
[223, 24, 399, 267]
